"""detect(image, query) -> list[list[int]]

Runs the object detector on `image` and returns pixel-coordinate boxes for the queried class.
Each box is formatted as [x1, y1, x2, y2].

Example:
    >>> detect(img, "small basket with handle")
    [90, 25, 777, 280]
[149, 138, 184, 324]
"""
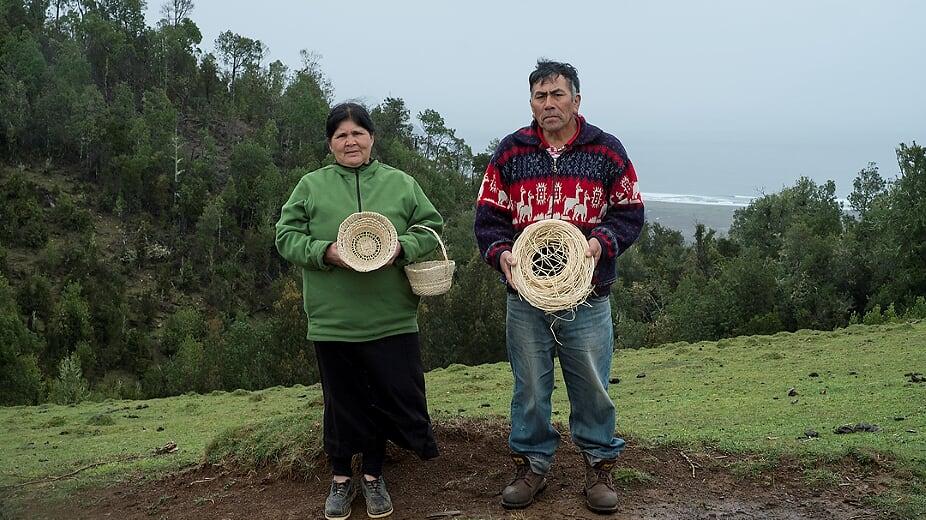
[403, 224, 455, 296]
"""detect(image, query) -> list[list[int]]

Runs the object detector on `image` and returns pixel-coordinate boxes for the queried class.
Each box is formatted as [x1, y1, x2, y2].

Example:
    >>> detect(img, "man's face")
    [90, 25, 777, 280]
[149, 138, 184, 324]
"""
[530, 75, 581, 135]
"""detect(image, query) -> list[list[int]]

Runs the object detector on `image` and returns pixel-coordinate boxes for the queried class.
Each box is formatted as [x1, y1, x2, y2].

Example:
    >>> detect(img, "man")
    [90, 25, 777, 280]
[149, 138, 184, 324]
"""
[474, 60, 644, 513]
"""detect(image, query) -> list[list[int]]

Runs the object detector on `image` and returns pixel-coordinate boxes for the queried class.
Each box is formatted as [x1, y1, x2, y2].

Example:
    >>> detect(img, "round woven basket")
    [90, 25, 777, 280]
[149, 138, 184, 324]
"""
[511, 219, 594, 312]
[404, 225, 455, 296]
[337, 211, 398, 272]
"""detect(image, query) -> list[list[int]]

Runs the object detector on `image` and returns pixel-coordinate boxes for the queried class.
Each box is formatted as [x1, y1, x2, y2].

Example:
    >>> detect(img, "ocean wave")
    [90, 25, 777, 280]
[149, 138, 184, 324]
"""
[643, 192, 850, 208]
[643, 192, 754, 207]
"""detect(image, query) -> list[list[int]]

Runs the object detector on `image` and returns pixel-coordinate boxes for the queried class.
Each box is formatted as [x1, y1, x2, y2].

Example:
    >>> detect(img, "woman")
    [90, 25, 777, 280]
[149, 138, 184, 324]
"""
[275, 102, 442, 520]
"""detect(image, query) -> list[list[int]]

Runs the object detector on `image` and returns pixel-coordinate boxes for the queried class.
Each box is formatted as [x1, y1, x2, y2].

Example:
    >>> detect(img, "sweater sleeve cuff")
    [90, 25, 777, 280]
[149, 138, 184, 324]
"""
[591, 228, 617, 259]
[486, 241, 513, 271]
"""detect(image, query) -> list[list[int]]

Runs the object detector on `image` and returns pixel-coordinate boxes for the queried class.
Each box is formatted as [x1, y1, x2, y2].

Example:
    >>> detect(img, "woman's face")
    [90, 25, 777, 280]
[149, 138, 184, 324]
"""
[329, 119, 374, 168]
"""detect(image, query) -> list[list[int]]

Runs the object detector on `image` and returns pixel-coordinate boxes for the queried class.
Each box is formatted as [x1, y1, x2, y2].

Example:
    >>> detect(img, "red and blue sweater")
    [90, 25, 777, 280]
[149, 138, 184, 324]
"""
[474, 115, 644, 295]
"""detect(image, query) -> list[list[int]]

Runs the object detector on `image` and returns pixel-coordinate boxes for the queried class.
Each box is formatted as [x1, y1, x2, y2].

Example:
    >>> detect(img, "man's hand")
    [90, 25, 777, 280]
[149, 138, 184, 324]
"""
[585, 237, 602, 266]
[323, 243, 352, 269]
[500, 250, 518, 290]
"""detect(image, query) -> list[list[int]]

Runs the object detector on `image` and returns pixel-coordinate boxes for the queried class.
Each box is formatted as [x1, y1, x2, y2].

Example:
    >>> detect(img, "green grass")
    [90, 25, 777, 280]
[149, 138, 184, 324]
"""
[0, 385, 324, 506]
[612, 467, 656, 486]
[802, 467, 841, 488]
[204, 412, 324, 476]
[2, 322, 925, 517]
[427, 322, 926, 466]
[728, 456, 779, 479]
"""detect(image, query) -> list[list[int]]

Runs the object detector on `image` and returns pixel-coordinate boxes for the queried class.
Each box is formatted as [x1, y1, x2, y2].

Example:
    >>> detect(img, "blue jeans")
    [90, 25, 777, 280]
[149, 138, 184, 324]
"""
[506, 293, 625, 475]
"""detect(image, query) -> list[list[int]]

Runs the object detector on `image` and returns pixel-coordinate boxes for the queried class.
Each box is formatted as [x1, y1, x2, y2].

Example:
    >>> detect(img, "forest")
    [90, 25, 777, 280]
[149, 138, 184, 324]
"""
[1, 0, 925, 405]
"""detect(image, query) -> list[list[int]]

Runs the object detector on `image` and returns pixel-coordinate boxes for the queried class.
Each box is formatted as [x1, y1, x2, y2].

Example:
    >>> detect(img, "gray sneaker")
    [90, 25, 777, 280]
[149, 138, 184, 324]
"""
[325, 479, 356, 520]
[360, 476, 393, 518]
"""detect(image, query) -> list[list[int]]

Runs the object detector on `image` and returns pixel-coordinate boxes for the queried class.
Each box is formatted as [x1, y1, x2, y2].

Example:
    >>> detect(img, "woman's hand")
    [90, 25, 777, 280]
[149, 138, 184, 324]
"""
[323, 243, 352, 269]
[386, 244, 403, 266]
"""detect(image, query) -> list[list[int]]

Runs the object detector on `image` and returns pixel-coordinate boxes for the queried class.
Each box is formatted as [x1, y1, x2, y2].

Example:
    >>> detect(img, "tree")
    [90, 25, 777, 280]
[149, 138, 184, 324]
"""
[874, 142, 926, 306]
[417, 108, 449, 159]
[372, 97, 414, 149]
[0, 28, 46, 153]
[226, 140, 278, 229]
[159, 0, 193, 27]
[193, 194, 226, 275]
[472, 138, 500, 177]
[153, 17, 202, 102]
[848, 162, 887, 219]
[730, 177, 843, 259]
[47, 281, 93, 368]
[215, 30, 265, 90]
[0, 172, 48, 248]
[48, 351, 91, 404]
[276, 58, 330, 168]
[0, 274, 44, 405]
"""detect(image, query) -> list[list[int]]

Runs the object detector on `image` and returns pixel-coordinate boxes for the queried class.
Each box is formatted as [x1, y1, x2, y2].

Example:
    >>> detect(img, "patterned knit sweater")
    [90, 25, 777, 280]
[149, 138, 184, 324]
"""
[474, 115, 644, 295]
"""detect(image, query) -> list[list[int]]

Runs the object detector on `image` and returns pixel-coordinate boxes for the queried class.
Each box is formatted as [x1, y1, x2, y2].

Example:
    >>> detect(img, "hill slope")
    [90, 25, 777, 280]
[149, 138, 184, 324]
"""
[1, 322, 924, 518]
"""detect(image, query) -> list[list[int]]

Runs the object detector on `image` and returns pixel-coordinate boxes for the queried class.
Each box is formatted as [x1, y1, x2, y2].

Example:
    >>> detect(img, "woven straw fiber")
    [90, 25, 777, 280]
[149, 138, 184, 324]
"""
[404, 225, 455, 296]
[511, 219, 594, 312]
[337, 212, 398, 272]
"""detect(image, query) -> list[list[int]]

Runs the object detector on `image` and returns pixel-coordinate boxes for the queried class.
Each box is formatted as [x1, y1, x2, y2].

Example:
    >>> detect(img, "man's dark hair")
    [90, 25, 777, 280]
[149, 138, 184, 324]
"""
[325, 102, 376, 141]
[529, 60, 580, 96]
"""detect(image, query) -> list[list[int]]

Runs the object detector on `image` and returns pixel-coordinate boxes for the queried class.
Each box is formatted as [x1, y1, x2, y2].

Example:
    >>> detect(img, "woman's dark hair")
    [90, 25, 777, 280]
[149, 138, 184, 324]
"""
[325, 102, 376, 141]
[529, 59, 580, 95]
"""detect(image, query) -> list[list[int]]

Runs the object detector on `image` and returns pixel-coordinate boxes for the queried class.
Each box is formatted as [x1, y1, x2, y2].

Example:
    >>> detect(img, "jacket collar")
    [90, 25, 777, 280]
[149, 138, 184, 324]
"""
[512, 115, 601, 149]
[334, 159, 379, 177]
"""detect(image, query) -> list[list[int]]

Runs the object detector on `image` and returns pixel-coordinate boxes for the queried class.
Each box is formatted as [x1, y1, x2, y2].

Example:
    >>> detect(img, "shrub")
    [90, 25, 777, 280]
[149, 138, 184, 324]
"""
[49, 352, 91, 404]
[161, 306, 205, 355]
[51, 194, 91, 232]
[0, 276, 45, 405]
[163, 336, 206, 394]
[904, 297, 926, 320]
[93, 371, 144, 401]
[862, 304, 884, 325]
[86, 413, 115, 426]
[615, 317, 647, 349]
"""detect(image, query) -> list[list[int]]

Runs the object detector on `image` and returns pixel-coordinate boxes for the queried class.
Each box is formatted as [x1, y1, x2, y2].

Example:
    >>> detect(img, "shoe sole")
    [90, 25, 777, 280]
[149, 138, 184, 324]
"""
[501, 479, 548, 509]
[585, 502, 619, 514]
[367, 508, 393, 519]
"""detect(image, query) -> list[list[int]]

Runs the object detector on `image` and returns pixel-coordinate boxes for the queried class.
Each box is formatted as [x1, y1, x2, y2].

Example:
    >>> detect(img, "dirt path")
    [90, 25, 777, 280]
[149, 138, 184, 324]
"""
[23, 419, 886, 519]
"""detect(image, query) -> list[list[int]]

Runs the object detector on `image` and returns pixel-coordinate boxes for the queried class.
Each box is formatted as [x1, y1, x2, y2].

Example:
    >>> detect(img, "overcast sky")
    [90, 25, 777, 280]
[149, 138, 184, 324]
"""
[145, 1, 925, 197]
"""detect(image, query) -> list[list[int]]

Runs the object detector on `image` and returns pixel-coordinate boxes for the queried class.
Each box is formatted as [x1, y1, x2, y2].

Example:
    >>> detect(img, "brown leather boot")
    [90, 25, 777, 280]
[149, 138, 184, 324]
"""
[501, 454, 547, 509]
[584, 455, 619, 513]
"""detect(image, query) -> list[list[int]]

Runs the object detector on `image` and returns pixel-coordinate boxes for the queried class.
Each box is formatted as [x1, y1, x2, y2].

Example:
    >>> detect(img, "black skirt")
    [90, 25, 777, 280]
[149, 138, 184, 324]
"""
[314, 332, 439, 460]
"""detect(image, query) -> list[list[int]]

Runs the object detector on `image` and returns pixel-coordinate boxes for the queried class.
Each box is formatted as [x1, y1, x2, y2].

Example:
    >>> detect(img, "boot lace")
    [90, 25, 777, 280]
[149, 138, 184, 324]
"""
[511, 462, 532, 484]
[364, 477, 386, 498]
[591, 466, 614, 491]
[332, 480, 351, 497]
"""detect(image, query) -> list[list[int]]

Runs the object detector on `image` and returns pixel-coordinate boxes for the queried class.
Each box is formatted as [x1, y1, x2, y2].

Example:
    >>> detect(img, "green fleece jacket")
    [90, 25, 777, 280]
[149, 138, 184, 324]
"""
[275, 160, 443, 342]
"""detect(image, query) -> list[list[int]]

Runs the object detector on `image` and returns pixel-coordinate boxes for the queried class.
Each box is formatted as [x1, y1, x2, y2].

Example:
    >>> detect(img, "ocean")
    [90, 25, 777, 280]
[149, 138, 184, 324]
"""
[642, 193, 750, 240]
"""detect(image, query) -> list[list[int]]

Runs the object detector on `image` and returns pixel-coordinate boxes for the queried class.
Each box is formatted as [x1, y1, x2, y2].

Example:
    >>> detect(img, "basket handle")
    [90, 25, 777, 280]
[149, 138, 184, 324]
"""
[407, 224, 449, 262]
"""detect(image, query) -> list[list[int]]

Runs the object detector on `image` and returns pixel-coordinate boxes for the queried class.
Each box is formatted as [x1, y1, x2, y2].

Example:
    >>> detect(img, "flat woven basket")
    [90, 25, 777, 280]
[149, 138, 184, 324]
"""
[337, 212, 398, 272]
[511, 219, 594, 312]
[404, 224, 455, 296]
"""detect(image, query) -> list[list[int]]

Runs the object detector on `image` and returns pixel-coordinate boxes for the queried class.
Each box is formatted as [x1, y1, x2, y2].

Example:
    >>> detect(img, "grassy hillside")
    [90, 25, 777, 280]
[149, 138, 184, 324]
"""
[1, 322, 924, 517]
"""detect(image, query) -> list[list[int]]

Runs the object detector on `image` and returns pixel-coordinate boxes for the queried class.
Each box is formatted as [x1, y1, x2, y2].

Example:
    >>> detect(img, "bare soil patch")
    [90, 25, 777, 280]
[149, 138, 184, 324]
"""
[23, 419, 888, 519]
